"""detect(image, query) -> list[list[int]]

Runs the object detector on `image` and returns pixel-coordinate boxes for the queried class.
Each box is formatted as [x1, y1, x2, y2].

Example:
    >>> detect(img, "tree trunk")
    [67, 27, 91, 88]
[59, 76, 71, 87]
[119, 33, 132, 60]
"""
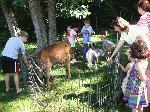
[29, 0, 48, 53]
[47, 0, 57, 45]
[1, 3, 20, 37]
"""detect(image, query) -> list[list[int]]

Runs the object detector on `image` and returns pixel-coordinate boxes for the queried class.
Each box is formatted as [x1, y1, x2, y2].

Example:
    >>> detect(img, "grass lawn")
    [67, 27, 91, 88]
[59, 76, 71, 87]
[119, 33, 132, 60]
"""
[0, 35, 131, 112]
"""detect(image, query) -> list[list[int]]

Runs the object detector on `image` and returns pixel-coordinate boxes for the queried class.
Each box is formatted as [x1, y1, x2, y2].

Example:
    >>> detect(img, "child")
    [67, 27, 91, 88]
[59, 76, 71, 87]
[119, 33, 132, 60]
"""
[1, 31, 30, 93]
[66, 25, 79, 63]
[81, 20, 95, 44]
[101, 33, 115, 59]
[81, 20, 95, 59]
[123, 40, 149, 112]
[101, 34, 115, 51]
[65, 26, 71, 43]
[118, 50, 133, 94]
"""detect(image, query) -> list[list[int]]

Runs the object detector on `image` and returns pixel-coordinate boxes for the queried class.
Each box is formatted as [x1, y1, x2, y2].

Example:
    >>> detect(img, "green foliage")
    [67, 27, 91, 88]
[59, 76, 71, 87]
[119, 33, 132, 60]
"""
[0, 10, 10, 46]
[0, 36, 130, 111]
[13, 0, 28, 6]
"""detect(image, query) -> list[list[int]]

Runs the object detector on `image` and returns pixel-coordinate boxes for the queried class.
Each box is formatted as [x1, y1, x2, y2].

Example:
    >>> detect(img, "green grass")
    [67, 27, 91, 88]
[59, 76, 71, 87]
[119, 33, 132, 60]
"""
[0, 35, 130, 112]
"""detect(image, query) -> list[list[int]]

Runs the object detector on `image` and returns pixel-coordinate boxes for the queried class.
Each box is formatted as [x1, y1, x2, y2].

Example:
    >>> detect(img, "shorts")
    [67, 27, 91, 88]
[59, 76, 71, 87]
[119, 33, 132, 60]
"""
[1, 56, 20, 73]
[70, 41, 75, 47]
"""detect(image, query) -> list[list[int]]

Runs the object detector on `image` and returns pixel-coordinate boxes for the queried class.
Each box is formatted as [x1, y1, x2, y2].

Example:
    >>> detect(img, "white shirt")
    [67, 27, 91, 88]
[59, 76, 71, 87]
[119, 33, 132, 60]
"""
[68, 29, 77, 43]
[1, 37, 25, 59]
[120, 25, 150, 50]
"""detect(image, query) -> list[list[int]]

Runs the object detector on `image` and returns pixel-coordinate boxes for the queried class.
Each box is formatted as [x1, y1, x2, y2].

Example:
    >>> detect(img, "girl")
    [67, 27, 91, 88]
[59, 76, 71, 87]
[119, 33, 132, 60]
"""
[123, 40, 149, 112]
[118, 51, 134, 94]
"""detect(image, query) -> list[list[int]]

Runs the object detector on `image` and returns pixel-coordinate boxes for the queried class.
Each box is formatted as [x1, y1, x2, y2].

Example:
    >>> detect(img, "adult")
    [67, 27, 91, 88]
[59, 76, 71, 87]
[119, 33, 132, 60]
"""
[137, 0, 150, 104]
[108, 17, 150, 63]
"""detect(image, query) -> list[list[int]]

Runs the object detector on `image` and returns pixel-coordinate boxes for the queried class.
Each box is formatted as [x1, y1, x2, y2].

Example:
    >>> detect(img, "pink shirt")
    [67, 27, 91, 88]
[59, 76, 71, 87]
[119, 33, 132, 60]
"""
[137, 12, 150, 34]
[67, 29, 77, 43]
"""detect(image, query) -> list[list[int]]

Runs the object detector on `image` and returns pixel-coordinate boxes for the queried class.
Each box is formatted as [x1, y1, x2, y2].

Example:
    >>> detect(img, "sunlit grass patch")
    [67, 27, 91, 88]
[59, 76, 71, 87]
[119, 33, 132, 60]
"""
[0, 34, 129, 112]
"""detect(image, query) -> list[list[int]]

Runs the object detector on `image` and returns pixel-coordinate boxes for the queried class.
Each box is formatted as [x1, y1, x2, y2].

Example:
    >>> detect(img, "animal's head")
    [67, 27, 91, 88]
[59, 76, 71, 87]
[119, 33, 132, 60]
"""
[86, 42, 94, 49]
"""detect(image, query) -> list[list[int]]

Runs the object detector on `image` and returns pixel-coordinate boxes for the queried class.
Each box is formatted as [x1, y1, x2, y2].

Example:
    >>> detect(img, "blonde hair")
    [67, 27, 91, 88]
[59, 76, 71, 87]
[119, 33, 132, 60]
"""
[17, 31, 28, 38]
[114, 17, 129, 31]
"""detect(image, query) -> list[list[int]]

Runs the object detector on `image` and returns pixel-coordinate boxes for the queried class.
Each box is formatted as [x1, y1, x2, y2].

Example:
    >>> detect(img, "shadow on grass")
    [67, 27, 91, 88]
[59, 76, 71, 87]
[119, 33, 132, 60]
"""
[0, 75, 29, 103]
[63, 85, 130, 112]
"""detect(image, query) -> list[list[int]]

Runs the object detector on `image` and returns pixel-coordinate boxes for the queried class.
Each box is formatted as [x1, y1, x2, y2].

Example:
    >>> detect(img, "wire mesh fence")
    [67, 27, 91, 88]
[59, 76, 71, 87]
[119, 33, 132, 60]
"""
[19, 47, 130, 112]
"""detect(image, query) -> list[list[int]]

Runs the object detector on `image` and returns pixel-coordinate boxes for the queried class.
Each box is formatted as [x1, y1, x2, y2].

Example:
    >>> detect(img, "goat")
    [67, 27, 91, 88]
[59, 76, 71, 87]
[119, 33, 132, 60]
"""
[86, 42, 104, 69]
[35, 41, 71, 87]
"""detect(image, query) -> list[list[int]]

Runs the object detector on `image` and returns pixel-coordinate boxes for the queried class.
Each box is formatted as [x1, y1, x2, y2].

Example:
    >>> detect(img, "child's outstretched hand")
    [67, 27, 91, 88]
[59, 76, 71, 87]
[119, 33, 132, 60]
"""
[27, 64, 33, 70]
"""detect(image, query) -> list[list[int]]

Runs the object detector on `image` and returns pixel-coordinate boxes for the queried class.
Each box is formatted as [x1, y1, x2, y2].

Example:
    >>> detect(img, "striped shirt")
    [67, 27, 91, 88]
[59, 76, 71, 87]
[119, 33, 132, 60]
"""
[137, 12, 150, 34]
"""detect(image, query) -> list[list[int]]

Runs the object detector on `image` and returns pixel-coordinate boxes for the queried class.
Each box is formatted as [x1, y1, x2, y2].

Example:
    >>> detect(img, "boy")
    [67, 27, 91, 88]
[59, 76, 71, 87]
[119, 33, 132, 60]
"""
[1, 31, 30, 93]
[101, 34, 115, 51]
[100, 33, 115, 59]
[81, 20, 95, 58]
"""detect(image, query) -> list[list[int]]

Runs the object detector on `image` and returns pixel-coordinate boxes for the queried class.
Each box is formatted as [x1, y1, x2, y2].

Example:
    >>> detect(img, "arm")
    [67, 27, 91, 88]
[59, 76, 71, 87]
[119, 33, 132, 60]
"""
[136, 62, 147, 81]
[20, 43, 31, 67]
[81, 27, 85, 34]
[138, 26, 150, 50]
[75, 34, 83, 47]
[108, 39, 125, 62]
[22, 53, 30, 67]
[118, 63, 130, 72]
[141, 35, 150, 51]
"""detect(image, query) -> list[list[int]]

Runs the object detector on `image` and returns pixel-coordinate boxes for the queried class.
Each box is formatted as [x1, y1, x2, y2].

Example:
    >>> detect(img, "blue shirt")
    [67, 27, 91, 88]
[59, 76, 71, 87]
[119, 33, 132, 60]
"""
[81, 26, 94, 44]
[103, 39, 114, 48]
[2, 37, 25, 59]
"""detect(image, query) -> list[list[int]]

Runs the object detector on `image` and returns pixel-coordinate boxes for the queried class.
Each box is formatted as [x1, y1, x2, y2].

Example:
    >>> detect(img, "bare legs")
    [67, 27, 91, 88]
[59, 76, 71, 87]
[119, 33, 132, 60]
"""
[5, 73, 10, 92]
[132, 107, 143, 112]
[5, 73, 22, 93]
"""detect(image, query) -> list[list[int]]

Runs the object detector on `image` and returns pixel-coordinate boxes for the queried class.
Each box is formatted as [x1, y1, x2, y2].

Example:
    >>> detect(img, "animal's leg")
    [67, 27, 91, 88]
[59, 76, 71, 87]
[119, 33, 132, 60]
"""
[46, 67, 51, 88]
[70, 48, 75, 61]
[66, 55, 71, 78]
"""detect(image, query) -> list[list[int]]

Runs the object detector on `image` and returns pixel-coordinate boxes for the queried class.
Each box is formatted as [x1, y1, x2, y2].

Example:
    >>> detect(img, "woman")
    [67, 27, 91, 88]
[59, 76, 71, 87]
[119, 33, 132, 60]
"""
[108, 17, 150, 63]
[137, 0, 150, 104]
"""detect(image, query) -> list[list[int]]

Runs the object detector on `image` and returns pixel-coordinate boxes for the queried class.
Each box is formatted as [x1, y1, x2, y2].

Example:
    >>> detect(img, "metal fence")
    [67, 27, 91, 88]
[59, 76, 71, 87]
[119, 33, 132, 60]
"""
[19, 46, 131, 112]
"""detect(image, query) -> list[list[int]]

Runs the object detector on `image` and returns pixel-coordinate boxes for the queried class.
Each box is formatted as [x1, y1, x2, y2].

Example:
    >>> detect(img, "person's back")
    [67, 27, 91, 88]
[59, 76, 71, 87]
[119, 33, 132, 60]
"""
[1, 31, 30, 93]
[2, 37, 25, 59]
[137, 0, 150, 35]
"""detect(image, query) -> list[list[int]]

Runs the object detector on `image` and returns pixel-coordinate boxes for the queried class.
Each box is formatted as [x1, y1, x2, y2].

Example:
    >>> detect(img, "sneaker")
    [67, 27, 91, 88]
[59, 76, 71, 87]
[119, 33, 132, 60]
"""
[6, 88, 10, 92]
[70, 60, 74, 64]
[73, 59, 77, 62]
[17, 88, 22, 93]
[70, 59, 77, 64]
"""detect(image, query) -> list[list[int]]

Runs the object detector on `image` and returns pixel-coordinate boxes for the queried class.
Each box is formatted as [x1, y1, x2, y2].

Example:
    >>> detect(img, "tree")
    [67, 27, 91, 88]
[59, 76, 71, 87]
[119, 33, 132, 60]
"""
[29, 0, 48, 53]
[1, 1, 20, 37]
[47, 0, 57, 45]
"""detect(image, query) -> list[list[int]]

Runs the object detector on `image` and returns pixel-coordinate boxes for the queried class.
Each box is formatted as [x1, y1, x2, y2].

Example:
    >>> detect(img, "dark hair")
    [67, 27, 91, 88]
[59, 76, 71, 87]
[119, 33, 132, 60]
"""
[130, 40, 150, 59]
[84, 20, 90, 24]
[18, 31, 28, 38]
[137, 0, 150, 12]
